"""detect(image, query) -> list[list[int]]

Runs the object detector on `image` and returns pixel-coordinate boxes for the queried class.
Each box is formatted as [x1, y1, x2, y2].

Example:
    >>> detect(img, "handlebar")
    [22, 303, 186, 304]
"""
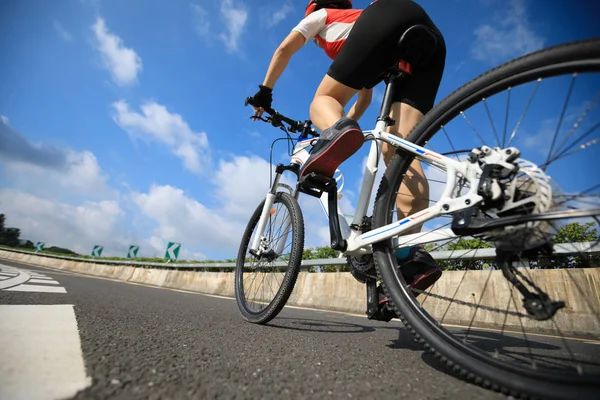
[245, 96, 319, 138]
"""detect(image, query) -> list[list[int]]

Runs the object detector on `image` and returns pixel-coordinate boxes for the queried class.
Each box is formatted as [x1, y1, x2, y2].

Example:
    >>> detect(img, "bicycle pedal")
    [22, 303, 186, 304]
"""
[298, 173, 336, 198]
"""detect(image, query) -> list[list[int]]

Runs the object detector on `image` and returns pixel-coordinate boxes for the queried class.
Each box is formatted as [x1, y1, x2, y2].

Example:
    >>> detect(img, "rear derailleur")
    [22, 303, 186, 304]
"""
[496, 249, 565, 321]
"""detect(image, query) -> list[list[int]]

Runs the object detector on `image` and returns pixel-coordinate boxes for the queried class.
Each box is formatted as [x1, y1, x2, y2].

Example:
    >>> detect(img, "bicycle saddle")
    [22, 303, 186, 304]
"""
[395, 24, 440, 68]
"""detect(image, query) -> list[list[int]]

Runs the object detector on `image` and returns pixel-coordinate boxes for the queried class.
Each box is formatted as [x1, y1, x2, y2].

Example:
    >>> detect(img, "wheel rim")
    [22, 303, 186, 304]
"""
[238, 198, 296, 316]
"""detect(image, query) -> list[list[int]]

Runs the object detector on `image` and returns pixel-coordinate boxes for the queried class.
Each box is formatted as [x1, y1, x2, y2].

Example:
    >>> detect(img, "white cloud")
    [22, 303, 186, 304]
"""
[111, 100, 210, 174]
[53, 19, 73, 42]
[0, 189, 126, 255]
[470, 0, 545, 65]
[132, 184, 243, 256]
[0, 121, 115, 202]
[263, 2, 293, 28]
[91, 17, 142, 86]
[219, 0, 248, 53]
[190, 0, 248, 54]
[190, 3, 210, 37]
[0, 115, 8, 125]
[212, 155, 276, 219]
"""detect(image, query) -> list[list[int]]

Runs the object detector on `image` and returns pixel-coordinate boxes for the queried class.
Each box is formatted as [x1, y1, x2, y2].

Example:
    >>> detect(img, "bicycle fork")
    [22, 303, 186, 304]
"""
[249, 164, 298, 257]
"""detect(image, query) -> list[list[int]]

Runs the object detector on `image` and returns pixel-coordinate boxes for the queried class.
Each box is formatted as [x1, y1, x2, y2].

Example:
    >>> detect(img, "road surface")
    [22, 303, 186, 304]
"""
[1, 259, 598, 399]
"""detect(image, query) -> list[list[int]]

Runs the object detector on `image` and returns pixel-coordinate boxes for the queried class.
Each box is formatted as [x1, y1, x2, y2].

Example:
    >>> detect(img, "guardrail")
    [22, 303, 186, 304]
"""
[1, 241, 598, 270]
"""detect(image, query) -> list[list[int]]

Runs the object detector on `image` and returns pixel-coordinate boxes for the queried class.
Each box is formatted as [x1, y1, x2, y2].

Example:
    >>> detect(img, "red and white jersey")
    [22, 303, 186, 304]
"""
[292, 8, 363, 60]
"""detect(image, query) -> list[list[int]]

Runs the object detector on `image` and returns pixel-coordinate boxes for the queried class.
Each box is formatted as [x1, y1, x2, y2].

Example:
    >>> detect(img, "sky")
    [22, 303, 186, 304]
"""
[0, 0, 599, 260]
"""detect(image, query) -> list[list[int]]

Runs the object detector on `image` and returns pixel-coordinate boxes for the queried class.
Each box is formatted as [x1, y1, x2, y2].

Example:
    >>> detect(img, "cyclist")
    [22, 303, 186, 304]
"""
[248, 0, 446, 321]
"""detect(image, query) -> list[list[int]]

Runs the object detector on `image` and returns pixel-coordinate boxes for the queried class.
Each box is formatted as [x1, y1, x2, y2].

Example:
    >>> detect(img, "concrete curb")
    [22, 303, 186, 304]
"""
[1, 250, 598, 336]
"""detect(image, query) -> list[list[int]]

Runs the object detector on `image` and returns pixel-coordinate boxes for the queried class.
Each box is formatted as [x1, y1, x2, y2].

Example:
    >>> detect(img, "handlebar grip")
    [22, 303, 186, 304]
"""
[245, 97, 253, 107]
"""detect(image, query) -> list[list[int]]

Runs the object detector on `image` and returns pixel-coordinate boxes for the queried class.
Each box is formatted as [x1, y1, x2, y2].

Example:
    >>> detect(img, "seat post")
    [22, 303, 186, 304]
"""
[377, 72, 401, 127]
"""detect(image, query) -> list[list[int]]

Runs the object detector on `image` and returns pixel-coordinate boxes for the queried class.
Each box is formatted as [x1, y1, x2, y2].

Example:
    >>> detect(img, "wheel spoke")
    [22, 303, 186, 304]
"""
[507, 78, 541, 147]
[544, 74, 578, 165]
[549, 89, 599, 165]
[542, 122, 600, 168]
[483, 98, 502, 148]
[461, 111, 488, 146]
[442, 125, 461, 161]
[502, 87, 512, 147]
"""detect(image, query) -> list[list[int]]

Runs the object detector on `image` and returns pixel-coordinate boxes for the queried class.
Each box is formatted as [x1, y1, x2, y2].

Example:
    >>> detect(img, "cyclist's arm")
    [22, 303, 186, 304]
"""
[262, 31, 305, 89]
[347, 88, 373, 121]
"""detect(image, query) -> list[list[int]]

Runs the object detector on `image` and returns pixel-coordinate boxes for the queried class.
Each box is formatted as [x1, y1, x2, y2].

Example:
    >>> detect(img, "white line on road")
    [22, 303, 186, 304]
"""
[0, 304, 91, 400]
[5, 284, 67, 293]
[0, 265, 30, 289]
[28, 279, 59, 285]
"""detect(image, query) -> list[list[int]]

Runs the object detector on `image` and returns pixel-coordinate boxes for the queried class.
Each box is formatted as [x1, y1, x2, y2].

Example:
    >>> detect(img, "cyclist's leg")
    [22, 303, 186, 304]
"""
[300, 75, 364, 179]
[379, 27, 446, 295]
[309, 75, 357, 130]
[382, 102, 429, 235]
[385, 28, 446, 233]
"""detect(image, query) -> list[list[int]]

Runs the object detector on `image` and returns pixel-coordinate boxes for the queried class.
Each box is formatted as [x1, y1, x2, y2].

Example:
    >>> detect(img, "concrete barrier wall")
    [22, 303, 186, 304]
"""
[1, 250, 598, 336]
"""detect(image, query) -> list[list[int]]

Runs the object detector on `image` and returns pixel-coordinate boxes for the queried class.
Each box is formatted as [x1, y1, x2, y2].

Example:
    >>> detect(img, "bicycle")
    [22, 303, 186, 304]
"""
[235, 26, 600, 400]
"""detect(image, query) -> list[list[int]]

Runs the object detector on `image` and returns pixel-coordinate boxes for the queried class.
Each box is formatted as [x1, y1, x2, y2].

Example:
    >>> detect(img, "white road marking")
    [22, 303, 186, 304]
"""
[584, 341, 600, 345]
[0, 273, 18, 277]
[28, 279, 59, 285]
[0, 265, 66, 293]
[5, 284, 67, 293]
[0, 304, 92, 400]
[0, 265, 30, 289]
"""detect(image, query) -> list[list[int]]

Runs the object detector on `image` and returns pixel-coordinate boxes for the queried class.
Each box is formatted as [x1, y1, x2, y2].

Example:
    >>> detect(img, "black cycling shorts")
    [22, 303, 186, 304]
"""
[328, 0, 446, 115]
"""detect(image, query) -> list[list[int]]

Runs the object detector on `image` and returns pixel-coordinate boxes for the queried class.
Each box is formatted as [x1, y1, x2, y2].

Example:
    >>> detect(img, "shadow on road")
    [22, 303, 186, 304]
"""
[267, 317, 389, 334]
[385, 325, 596, 385]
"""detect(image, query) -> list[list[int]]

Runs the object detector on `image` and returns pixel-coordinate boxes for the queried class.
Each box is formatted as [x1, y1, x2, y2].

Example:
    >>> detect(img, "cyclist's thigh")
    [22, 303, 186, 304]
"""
[328, 0, 439, 90]
[394, 40, 447, 115]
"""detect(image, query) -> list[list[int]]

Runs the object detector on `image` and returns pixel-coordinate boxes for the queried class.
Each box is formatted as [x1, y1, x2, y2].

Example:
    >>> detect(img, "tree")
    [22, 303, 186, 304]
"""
[45, 246, 77, 255]
[435, 238, 493, 271]
[304, 246, 347, 273]
[0, 227, 21, 247]
[434, 222, 598, 270]
[534, 222, 599, 269]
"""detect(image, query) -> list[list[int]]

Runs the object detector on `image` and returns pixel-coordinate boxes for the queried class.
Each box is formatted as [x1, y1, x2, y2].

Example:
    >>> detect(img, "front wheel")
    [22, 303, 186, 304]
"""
[235, 192, 304, 324]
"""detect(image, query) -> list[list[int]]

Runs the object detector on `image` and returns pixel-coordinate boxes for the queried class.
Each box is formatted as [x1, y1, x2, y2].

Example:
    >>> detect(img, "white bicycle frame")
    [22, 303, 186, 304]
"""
[249, 118, 487, 258]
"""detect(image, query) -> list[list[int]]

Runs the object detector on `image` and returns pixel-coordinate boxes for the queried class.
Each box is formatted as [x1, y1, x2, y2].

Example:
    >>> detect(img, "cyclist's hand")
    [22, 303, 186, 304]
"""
[249, 85, 273, 119]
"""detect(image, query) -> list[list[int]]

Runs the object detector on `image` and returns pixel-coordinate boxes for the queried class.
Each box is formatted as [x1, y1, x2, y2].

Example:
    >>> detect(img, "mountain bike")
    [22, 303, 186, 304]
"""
[235, 27, 600, 400]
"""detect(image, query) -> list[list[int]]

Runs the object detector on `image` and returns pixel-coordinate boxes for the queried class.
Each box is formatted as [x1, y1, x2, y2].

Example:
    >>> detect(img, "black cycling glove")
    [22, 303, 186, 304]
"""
[250, 85, 273, 110]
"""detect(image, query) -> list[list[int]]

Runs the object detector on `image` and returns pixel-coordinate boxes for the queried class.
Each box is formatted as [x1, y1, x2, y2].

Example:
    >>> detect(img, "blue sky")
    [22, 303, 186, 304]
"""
[0, 0, 598, 260]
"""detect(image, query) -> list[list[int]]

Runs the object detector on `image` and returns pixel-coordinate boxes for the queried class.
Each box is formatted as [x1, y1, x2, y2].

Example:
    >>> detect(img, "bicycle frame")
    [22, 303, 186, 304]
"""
[250, 118, 486, 258]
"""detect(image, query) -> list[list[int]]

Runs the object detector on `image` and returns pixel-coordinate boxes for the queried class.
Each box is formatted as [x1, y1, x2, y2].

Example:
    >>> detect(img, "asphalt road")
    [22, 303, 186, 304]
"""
[1, 259, 598, 400]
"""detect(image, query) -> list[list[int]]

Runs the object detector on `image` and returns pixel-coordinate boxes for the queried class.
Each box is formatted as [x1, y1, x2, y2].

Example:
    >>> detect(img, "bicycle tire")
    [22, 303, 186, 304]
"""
[372, 38, 600, 400]
[235, 192, 304, 324]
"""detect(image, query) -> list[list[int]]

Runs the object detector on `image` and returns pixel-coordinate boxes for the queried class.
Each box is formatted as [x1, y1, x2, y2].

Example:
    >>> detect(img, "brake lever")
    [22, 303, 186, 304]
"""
[249, 115, 270, 123]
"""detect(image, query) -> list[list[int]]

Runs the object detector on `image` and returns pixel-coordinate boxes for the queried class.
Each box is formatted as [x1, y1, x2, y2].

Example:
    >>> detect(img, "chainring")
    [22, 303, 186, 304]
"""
[347, 253, 377, 283]
[347, 216, 377, 283]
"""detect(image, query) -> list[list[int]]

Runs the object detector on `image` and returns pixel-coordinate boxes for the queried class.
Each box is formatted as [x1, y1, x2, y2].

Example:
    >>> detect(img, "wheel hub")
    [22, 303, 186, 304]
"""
[459, 146, 555, 251]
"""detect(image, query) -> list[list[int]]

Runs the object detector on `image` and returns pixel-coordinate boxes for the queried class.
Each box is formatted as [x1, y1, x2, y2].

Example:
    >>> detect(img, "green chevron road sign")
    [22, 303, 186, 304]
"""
[91, 245, 103, 257]
[34, 242, 45, 252]
[164, 242, 181, 261]
[127, 245, 139, 259]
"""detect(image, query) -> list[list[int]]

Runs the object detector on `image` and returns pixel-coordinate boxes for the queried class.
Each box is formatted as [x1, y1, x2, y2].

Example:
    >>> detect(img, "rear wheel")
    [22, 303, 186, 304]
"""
[373, 39, 600, 399]
[235, 192, 304, 324]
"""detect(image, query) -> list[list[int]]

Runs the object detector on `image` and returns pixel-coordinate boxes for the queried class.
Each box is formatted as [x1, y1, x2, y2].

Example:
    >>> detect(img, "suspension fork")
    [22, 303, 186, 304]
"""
[249, 164, 299, 256]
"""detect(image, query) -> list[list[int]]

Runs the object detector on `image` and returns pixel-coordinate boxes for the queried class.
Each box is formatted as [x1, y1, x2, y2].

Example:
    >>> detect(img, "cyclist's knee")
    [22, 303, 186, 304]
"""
[313, 74, 357, 106]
